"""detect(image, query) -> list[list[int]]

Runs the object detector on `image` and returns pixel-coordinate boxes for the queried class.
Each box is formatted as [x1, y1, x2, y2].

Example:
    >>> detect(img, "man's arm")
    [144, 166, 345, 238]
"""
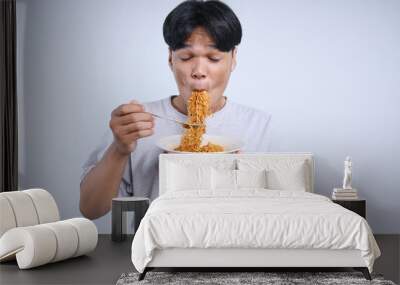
[79, 100, 154, 220]
[79, 142, 130, 220]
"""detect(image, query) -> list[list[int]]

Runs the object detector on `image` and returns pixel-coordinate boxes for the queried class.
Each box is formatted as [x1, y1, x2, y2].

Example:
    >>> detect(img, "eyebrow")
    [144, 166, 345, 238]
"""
[182, 44, 217, 49]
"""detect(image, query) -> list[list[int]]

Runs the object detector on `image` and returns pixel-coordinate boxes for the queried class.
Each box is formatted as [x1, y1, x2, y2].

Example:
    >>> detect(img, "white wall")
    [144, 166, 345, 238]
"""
[17, 0, 400, 234]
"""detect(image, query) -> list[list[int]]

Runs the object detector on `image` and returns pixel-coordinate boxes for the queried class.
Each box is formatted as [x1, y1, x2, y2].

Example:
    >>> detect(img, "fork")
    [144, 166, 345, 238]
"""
[149, 112, 203, 129]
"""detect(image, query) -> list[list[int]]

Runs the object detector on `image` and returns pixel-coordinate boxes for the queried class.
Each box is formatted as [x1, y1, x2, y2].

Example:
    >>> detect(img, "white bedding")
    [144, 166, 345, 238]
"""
[131, 190, 380, 273]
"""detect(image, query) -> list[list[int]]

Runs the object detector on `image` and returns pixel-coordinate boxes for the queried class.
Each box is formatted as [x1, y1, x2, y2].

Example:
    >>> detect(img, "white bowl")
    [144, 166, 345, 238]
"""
[156, 134, 244, 154]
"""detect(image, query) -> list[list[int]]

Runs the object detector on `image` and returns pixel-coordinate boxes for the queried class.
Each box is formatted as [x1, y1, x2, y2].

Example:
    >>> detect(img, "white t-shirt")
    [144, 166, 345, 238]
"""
[81, 96, 272, 201]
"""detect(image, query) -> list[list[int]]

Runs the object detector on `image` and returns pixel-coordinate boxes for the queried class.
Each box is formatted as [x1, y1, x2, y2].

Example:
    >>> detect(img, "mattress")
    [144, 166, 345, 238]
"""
[131, 189, 380, 273]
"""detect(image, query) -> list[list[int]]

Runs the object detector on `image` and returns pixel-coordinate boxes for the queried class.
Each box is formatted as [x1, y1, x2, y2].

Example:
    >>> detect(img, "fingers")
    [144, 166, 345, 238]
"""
[109, 100, 155, 155]
[119, 121, 153, 135]
[124, 129, 154, 141]
[110, 100, 155, 138]
[115, 112, 154, 126]
[112, 101, 144, 117]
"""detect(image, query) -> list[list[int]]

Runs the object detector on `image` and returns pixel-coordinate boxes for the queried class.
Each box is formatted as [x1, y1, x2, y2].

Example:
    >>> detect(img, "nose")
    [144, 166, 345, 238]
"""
[191, 60, 207, 80]
[192, 71, 206, 80]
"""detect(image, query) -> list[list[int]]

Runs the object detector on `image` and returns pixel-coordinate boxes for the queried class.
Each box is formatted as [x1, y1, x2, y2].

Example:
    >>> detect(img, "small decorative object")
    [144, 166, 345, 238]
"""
[342, 156, 353, 189]
[332, 156, 358, 200]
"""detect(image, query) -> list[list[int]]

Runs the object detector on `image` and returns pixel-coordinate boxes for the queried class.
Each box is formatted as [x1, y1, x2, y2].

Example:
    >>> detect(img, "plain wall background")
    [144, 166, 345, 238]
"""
[16, 0, 400, 234]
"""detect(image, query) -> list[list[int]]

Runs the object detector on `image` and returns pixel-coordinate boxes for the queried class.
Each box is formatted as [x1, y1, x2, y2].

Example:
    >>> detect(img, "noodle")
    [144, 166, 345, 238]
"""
[175, 90, 224, 152]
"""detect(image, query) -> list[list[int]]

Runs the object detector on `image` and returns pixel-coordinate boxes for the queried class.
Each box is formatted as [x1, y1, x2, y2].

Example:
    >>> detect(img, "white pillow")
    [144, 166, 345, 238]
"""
[211, 169, 268, 190]
[266, 163, 306, 191]
[167, 162, 212, 191]
[237, 158, 308, 191]
[212, 169, 237, 190]
[236, 169, 268, 189]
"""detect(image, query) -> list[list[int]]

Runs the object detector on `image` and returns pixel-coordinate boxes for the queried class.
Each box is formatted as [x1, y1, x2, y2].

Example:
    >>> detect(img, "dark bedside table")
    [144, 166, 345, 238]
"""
[112, 197, 150, 242]
[332, 199, 366, 219]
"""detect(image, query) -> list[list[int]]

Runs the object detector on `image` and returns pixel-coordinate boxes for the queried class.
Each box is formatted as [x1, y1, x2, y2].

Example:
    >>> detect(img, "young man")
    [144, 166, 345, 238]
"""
[80, 0, 271, 220]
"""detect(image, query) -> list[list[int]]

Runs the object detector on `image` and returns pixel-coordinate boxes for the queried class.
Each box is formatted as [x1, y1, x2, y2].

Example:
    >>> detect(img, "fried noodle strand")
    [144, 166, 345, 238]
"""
[175, 91, 224, 152]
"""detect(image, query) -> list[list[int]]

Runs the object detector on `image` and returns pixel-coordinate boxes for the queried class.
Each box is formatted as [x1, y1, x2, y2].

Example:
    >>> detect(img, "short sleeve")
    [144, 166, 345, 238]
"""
[80, 129, 133, 196]
[255, 114, 272, 152]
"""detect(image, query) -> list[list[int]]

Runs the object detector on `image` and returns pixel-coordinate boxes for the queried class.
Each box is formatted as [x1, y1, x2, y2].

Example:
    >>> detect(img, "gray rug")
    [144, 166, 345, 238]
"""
[116, 271, 396, 285]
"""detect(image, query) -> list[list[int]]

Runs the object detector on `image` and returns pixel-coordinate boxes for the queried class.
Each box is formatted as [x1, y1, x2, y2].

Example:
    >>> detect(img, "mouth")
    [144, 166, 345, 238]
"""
[191, 83, 209, 91]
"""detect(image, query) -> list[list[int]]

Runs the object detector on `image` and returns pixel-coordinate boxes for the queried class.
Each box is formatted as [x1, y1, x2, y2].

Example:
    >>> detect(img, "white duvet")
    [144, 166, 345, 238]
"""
[131, 190, 380, 273]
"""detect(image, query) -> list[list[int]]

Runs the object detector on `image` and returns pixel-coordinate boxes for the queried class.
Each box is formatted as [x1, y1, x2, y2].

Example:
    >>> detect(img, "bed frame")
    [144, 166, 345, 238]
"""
[140, 248, 371, 280]
[138, 153, 372, 281]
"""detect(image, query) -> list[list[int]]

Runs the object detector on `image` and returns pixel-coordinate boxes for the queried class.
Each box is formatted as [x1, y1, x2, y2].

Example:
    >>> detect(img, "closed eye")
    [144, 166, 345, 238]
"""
[180, 56, 193, 61]
[209, 57, 221, 62]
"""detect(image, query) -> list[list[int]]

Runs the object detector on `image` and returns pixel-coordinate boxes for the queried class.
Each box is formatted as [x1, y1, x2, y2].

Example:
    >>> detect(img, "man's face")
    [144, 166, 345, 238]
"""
[169, 27, 237, 111]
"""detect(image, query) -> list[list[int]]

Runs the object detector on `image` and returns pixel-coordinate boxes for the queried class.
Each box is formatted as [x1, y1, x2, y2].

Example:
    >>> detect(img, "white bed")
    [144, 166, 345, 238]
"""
[131, 153, 380, 280]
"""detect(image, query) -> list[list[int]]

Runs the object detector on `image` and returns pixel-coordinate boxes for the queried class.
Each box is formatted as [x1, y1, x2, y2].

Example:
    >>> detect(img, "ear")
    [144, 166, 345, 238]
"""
[230, 47, 237, 72]
[168, 48, 173, 70]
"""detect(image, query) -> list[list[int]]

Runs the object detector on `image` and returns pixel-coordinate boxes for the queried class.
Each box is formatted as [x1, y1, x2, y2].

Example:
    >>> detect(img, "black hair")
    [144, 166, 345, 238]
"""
[163, 0, 242, 52]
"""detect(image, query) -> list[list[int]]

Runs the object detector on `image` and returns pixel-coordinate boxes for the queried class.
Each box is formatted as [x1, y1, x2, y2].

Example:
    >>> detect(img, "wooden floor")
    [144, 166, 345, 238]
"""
[374, 234, 400, 284]
[0, 234, 398, 284]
